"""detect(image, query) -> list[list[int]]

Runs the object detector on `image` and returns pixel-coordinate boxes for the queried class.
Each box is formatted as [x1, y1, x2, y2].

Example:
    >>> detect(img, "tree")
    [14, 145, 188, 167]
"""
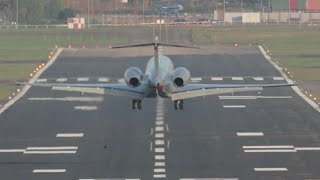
[58, 8, 75, 22]
[49, 0, 62, 18]
[26, 0, 44, 24]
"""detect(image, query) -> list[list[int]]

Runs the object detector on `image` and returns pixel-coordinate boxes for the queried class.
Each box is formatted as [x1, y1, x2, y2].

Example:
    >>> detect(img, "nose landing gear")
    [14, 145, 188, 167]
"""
[174, 100, 184, 110]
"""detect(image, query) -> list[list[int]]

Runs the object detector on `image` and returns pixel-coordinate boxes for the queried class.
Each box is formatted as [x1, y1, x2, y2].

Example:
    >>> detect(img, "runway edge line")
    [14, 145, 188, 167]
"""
[258, 45, 320, 113]
[0, 48, 64, 115]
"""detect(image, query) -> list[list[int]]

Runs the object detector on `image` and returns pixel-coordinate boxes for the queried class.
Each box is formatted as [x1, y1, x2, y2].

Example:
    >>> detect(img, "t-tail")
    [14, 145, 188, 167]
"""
[111, 37, 200, 83]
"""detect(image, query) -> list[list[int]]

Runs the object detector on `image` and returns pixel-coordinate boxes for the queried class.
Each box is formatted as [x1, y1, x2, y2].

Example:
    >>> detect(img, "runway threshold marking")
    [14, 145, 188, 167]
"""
[237, 132, 264, 137]
[32, 169, 66, 173]
[56, 133, 84, 138]
[223, 105, 246, 108]
[254, 168, 288, 172]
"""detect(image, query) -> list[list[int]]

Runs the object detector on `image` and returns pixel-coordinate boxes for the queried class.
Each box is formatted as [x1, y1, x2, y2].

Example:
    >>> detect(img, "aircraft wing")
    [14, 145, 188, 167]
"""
[16, 82, 147, 99]
[170, 83, 298, 101]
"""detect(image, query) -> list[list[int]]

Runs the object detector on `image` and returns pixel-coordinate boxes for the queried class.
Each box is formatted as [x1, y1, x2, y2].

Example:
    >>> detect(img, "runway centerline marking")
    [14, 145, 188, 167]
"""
[77, 77, 89, 82]
[253, 77, 264, 81]
[98, 77, 110, 82]
[232, 77, 244, 81]
[74, 106, 98, 111]
[211, 77, 223, 81]
[36, 79, 47, 83]
[243, 145, 294, 149]
[273, 77, 285, 80]
[56, 78, 67, 82]
[29, 97, 103, 102]
[219, 96, 292, 100]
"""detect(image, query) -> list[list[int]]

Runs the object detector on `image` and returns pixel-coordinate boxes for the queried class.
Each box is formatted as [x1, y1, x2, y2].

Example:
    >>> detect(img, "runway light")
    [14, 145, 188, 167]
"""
[285, 68, 287, 71]
[55, 45, 58, 49]
[33, 70, 36, 73]
[108, 44, 112, 49]
[48, 55, 51, 59]
[12, 93, 15, 96]
[310, 94, 312, 97]
[8, 96, 11, 100]
[17, 89, 20, 92]
[235, 43, 238, 47]
[38, 65, 42, 69]
[42, 63, 45, 66]
[314, 98, 317, 101]
[29, 73, 33, 77]
[36, 68, 39, 71]
[68, 45, 72, 48]
[50, 52, 54, 55]
[288, 71, 290, 74]
[305, 91, 308, 94]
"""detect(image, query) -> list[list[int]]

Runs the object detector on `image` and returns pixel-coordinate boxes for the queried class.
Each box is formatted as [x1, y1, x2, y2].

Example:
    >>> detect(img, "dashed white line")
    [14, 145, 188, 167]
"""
[156, 117, 163, 121]
[237, 132, 264, 137]
[98, 77, 110, 82]
[295, 147, 320, 151]
[181, 179, 239, 180]
[32, 169, 66, 173]
[155, 133, 164, 138]
[191, 77, 202, 82]
[254, 168, 288, 172]
[232, 77, 244, 81]
[253, 77, 264, 81]
[28, 97, 104, 102]
[117, 78, 125, 83]
[223, 105, 246, 108]
[155, 121, 164, 125]
[155, 162, 165, 166]
[77, 77, 89, 82]
[36, 79, 47, 83]
[155, 155, 165, 160]
[155, 140, 165, 145]
[155, 148, 165, 153]
[74, 106, 98, 111]
[155, 126, 164, 132]
[273, 77, 285, 80]
[154, 174, 166, 178]
[154, 168, 166, 173]
[56, 133, 84, 138]
[211, 77, 223, 81]
[219, 96, 292, 100]
[56, 78, 67, 82]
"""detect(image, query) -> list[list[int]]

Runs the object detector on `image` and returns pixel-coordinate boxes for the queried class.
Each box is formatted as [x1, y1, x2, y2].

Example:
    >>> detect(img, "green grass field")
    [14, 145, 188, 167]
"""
[0, 26, 319, 104]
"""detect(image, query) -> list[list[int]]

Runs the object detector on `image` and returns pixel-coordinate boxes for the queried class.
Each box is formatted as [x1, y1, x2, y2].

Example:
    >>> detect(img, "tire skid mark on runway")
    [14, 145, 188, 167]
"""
[153, 97, 167, 179]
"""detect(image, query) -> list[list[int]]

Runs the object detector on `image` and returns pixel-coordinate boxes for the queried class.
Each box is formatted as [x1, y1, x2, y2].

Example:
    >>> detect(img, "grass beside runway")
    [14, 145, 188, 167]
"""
[192, 25, 320, 99]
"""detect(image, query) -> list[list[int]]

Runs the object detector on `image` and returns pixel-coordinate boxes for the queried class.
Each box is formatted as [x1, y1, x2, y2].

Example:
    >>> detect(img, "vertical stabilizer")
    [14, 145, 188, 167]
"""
[154, 36, 160, 83]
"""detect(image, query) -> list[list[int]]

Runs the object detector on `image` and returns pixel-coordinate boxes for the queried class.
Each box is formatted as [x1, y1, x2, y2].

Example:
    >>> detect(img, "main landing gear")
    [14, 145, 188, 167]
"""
[174, 100, 184, 110]
[132, 99, 142, 110]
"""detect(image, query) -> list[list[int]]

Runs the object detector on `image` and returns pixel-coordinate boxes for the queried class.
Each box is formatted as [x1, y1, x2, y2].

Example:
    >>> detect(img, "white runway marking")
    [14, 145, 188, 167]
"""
[155, 140, 165, 145]
[253, 77, 264, 81]
[117, 78, 125, 83]
[56, 78, 67, 82]
[24, 150, 77, 154]
[243, 145, 294, 149]
[155, 133, 164, 138]
[155, 155, 165, 160]
[237, 132, 264, 137]
[155, 162, 165, 166]
[0, 149, 25, 153]
[74, 106, 98, 111]
[191, 77, 202, 82]
[181, 179, 239, 180]
[26, 146, 78, 150]
[211, 77, 223, 81]
[154, 174, 166, 178]
[223, 105, 246, 108]
[273, 77, 285, 80]
[33, 169, 66, 173]
[155, 126, 164, 132]
[79, 179, 140, 180]
[36, 79, 47, 83]
[56, 133, 84, 138]
[155, 121, 164, 125]
[254, 168, 288, 172]
[98, 77, 110, 82]
[219, 96, 292, 100]
[154, 168, 166, 173]
[77, 77, 89, 82]
[29, 97, 103, 102]
[155, 148, 165, 153]
[156, 117, 163, 121]
[232, 77, 244, 81]
[244, 149, 297, 153]
[295, 147, 320, 151]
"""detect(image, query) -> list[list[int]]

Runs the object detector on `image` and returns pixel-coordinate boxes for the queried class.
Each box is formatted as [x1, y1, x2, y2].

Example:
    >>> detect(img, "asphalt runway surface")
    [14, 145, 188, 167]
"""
[0, 45, 319, 180]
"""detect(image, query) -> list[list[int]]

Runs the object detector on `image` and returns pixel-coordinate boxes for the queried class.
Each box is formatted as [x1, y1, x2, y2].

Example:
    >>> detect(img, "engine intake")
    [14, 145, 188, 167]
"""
[124, 67, 143, 87]
[171, 67, 190, 87]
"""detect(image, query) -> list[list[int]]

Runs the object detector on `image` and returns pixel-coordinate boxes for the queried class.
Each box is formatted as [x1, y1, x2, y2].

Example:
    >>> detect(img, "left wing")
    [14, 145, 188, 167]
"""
[16, 82, 148, 99]
[170, 83, 298, 101]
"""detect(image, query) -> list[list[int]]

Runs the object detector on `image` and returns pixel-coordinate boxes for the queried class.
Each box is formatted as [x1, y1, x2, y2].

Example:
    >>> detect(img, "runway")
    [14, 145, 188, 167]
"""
[0, 46, 319, 180]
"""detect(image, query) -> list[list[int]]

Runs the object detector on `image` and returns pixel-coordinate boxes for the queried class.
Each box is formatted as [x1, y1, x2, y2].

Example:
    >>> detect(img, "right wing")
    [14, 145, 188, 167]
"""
[16, 82, 148, 99]
[170, 83, 298, 101]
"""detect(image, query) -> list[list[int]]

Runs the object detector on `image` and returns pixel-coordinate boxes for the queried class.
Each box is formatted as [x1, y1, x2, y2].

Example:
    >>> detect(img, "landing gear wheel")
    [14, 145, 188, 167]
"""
[174, 100, 178, 110]
[179, 100, 184, 110]
[137, 100, 142, 110]
[132, 99, 142, 110]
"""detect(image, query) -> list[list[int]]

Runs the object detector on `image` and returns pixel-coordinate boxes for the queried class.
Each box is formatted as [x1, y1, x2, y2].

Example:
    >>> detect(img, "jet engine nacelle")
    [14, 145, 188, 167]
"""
[171, 67, 190, 87]
[124, 67, 143, 87]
